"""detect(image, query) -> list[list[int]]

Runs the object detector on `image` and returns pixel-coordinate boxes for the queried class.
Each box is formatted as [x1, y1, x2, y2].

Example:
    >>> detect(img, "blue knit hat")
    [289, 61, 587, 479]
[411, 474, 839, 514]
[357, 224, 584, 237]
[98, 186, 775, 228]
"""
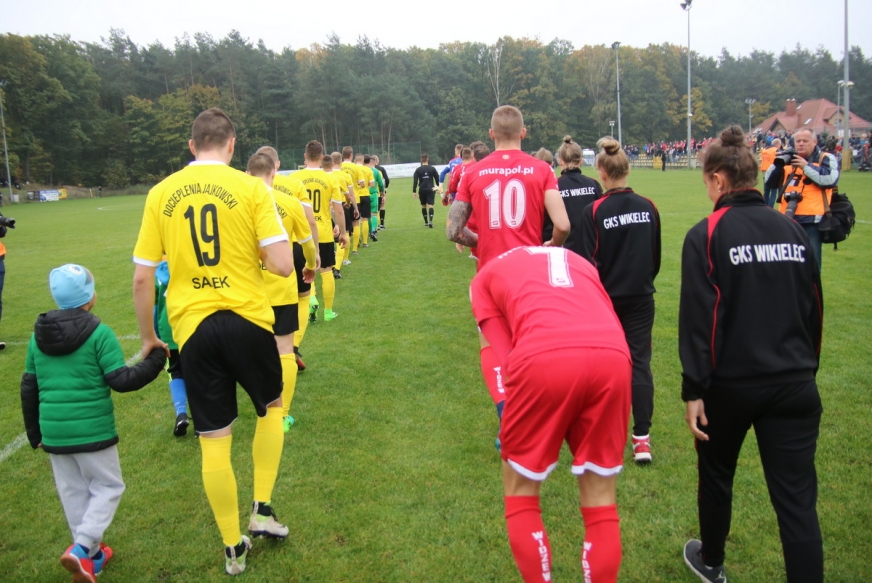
[49, 264, 95, 309]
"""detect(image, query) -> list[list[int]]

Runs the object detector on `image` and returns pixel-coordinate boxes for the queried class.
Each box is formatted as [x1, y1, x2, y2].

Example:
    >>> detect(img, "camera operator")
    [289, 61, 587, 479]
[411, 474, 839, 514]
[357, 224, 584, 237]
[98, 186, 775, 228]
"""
[759, 138, 782, 207]
[0, 212, 15, 350]
[765, 129, 839, 270]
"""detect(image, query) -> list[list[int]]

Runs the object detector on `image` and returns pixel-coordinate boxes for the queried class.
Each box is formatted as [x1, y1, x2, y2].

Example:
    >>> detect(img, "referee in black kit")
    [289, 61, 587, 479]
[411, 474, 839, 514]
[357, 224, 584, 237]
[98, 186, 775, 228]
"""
[412, 154, 440, 228]
[679, 126, 823, 583]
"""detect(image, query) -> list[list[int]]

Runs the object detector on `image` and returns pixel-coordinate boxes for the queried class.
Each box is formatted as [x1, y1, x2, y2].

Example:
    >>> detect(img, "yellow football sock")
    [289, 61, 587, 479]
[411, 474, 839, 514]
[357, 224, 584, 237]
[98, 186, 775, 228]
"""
[361, 220, 370, 245]
[352, 224, 360, 252]
[280, 353, 298, 418]
[295, 298, 309, 347]
[252, 407, 284, 502]
[200, 435, 240, 547]
[321, 272, 336, 311]
[336, 243, 347, 270]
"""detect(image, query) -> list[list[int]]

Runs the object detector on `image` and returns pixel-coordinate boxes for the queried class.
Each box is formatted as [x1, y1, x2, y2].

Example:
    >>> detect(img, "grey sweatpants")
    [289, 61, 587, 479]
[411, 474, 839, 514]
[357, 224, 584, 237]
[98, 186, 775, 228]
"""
[49, 445, 125, 553]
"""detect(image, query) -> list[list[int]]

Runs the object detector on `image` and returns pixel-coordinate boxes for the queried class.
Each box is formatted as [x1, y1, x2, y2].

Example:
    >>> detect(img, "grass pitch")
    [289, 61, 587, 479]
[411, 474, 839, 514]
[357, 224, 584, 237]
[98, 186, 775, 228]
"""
[0, 169, 869, 582]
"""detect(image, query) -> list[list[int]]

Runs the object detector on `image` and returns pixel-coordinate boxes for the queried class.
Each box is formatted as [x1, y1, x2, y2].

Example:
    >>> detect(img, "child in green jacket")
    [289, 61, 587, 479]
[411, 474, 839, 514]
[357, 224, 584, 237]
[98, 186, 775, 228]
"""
[21, 264, 165, 583]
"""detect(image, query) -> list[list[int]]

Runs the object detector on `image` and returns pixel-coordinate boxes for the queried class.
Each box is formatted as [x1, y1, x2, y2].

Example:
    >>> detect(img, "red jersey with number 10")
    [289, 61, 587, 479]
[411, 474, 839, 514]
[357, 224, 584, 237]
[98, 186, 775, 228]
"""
[455, 150, 557, 270]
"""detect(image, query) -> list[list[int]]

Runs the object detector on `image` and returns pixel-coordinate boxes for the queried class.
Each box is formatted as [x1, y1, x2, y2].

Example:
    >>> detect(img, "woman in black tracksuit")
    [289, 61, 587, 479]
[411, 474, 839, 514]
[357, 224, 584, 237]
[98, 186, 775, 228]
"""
[543, 136, 602, 256]
[579, 138, 660, 464]
[680, 125, 823, 583]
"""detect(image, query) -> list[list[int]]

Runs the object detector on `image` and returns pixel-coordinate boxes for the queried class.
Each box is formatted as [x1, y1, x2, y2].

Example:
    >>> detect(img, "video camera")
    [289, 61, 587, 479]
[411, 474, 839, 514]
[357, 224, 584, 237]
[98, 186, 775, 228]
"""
[773, 148, 798, 167]
[0, 215, 16, 229]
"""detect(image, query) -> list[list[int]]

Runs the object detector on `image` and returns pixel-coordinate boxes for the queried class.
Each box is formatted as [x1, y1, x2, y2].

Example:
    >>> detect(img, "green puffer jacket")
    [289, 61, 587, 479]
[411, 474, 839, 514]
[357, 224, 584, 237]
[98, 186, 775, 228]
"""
[20, 309, 166, 454]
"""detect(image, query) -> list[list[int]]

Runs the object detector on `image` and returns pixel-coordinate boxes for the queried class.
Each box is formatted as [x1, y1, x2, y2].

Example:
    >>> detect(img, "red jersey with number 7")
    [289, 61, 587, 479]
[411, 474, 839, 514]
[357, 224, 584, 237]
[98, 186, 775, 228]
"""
[470, 247, 629, 361]
[455, 150, 558, 270]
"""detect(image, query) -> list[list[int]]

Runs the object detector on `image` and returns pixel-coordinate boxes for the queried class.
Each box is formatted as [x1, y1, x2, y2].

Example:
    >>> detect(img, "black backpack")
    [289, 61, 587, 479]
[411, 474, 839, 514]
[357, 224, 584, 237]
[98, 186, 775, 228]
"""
[818, 189, 856, 249]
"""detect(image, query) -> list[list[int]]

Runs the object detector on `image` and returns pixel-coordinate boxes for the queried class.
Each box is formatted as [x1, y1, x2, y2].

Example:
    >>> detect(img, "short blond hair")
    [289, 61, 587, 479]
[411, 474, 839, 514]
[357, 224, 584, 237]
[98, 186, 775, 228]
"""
[247, 152, 275, 179]
[255, 146, 279, 166]
[490, 105, 524, 140]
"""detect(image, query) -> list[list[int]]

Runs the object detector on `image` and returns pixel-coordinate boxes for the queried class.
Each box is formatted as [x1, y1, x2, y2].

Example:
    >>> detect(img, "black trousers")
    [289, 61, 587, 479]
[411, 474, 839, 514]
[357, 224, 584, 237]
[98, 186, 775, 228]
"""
[697, 379, 823, 582]
[611, 296, 655, 436]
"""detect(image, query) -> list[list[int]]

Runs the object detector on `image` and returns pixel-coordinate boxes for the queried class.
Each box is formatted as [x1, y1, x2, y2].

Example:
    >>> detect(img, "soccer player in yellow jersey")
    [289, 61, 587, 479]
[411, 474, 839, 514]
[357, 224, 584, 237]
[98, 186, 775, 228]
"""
[247, 153, 317, 433]
[295, 141, 347, 322]
[342, 147, 367, 254]
[132, 108, 294, 575]
[256, 146, 320, 371]
[334, 151, 358, 270]
[355, 153, 376, 250]
[323, 155, 352, 279]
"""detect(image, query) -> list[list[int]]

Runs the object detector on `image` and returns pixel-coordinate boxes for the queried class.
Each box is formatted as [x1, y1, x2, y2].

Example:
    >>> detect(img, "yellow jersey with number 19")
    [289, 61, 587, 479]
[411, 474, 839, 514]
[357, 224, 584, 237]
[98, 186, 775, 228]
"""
[133, 161, 288, 348]
[294, 168, 342, 241]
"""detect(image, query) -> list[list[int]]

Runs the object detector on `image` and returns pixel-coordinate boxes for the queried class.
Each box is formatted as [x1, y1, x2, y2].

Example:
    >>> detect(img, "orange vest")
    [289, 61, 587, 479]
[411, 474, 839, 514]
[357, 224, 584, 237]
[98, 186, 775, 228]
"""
[778, 153, 833, 217]
[0, 241, 5, 257]
[760, 147, 777, 171]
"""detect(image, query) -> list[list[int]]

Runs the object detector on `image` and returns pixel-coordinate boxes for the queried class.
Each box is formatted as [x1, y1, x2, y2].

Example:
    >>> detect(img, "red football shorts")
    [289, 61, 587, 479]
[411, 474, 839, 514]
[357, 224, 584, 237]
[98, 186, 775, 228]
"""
[500, 346, 631, 480]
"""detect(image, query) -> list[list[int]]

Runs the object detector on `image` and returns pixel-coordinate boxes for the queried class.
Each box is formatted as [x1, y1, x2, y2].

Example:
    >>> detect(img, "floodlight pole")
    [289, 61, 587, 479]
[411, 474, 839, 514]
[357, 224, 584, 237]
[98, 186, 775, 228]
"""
[842, 0, 851, 170]
[0, 80, 11, 207]
[682, 0, 693, 169]
[612, 42, 623, 146]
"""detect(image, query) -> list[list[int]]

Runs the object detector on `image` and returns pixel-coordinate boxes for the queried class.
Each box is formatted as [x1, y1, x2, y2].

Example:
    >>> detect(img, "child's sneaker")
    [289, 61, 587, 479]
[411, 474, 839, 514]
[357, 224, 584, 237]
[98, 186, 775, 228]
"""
[60, 543, 96, 583]
[225, 536, 252, 575]
[248, 502, 289, 539]
[92, 543, 113, 575]
[173, 412, 189, 437]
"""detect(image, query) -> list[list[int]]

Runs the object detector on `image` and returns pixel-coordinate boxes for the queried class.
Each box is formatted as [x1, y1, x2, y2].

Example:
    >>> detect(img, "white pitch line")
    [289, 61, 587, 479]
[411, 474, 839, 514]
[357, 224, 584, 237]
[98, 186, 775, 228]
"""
[0, 350, 143, 465]
[0, 434, 27, 464]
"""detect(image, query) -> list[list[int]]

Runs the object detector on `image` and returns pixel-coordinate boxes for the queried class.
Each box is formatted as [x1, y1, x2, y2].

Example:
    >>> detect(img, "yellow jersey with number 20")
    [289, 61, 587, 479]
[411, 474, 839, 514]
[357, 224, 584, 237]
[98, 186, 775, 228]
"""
[294, 168, 342, 241]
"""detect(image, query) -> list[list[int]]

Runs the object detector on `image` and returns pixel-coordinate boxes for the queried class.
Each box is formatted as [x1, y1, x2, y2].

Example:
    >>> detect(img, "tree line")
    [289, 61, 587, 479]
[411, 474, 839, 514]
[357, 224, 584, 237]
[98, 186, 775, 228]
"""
[0, 30, 869, 187]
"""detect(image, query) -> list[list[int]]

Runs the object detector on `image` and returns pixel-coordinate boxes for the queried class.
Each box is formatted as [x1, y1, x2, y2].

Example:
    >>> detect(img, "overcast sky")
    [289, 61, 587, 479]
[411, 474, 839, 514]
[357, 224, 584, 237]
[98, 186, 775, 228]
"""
[4, 0, 870, 62]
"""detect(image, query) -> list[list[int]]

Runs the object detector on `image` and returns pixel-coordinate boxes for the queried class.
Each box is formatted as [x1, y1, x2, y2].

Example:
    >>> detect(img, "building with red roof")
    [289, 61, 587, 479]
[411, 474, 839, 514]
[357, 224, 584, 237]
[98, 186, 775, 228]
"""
[755, 99, 870, 136]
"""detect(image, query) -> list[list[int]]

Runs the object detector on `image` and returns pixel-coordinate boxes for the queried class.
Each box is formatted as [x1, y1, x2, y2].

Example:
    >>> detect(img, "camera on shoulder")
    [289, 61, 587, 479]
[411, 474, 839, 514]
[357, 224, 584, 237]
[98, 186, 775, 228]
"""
[0, 214, 16, 229]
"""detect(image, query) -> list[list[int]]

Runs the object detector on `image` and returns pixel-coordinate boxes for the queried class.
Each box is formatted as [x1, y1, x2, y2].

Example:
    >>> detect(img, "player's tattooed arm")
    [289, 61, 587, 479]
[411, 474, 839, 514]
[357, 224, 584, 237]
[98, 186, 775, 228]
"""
[446, 201, 478, 247]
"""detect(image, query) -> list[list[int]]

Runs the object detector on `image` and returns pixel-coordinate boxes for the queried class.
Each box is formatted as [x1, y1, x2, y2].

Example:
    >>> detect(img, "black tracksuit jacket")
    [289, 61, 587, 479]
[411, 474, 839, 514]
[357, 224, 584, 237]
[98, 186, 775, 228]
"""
[678, 190, 823, 401]
[579, 187, 661, 299]
[543, 167, 602, 255]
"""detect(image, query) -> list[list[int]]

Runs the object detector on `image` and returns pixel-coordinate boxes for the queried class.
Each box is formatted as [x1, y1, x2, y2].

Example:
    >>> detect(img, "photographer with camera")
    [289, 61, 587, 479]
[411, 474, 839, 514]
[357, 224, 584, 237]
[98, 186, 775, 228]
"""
[765, 129, 839, 270]
[0, 212, 16, 350]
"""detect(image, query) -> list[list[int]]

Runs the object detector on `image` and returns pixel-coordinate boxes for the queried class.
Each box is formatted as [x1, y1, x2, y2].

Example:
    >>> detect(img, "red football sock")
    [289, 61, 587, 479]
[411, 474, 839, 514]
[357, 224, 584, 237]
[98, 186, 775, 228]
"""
[505, 496, 551, 583]
[580, 504, 622, 583]
[480, 346, 505, 408]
